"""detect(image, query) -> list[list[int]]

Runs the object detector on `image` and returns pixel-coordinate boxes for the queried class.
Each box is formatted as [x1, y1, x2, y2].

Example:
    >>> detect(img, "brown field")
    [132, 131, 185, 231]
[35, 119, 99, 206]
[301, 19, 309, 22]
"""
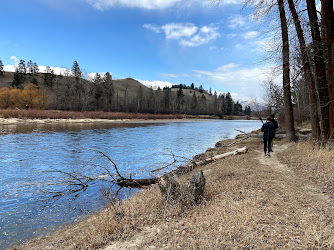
[0, 109, 183, 120]
[12, 136, 334, 249]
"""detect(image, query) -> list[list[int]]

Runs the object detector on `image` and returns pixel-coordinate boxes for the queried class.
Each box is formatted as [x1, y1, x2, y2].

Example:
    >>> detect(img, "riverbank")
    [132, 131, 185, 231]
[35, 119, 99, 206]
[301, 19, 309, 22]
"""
[0, 109, 256, 125]
[12, 130, 334, 249]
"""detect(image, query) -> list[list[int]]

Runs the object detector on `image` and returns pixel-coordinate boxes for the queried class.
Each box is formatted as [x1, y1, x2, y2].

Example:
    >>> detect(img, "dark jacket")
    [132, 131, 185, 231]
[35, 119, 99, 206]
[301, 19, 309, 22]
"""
[271, 119, 278, 137]
[261, 121, 275, 139]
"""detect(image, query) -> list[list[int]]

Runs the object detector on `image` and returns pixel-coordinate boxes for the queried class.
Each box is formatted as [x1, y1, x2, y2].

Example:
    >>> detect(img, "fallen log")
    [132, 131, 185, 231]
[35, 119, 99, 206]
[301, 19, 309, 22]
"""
[173, 147, 248, 176]
[116, 147, 248, 187]
[117, 177, 159, 188]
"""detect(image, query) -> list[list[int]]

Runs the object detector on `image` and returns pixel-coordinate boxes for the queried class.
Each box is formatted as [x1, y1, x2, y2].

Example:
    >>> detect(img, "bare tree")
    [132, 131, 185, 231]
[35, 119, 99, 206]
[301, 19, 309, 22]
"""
[306, 0, 330, 141]
[287, 0, 321, 140]
[277, 0, 296, 140]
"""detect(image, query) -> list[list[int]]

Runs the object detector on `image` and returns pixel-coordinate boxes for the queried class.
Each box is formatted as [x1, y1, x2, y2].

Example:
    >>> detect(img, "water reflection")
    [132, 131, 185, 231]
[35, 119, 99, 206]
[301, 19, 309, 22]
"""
[0, 120, 261, 249]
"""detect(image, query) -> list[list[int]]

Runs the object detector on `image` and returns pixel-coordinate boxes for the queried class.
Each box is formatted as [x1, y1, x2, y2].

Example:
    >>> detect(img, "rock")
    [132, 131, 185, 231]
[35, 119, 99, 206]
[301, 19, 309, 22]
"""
[189, 171, 205, 204]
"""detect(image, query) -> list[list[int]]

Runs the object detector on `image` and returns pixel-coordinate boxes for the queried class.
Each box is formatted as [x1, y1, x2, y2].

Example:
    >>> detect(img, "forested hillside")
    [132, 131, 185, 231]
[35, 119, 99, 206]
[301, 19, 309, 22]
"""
[0, 60, 251, 117]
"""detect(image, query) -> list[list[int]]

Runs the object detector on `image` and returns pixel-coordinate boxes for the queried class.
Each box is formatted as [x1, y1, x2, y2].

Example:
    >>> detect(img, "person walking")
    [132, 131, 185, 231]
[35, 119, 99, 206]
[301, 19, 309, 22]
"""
[261, 117, 275, 157]
[269, 114, 278, 152]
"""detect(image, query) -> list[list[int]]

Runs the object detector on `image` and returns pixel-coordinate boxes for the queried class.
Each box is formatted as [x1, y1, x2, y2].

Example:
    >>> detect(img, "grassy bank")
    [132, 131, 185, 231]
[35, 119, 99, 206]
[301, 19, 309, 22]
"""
[13, 136, 334, 249]
[0, 109, 183, 120]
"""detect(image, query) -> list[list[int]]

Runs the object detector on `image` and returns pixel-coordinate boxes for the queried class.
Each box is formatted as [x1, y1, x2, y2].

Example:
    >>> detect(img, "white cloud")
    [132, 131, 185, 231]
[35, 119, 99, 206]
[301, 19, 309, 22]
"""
[85, 0, 219, 10]
[86, 72, 108, 81]
[85, 0, 182, 10]
[192, 64, 278, 100]
[3, 65, 15, 72]
[10, 56, 19, 67]
[136, 79, 174, 89]
[142, 24, 161, 33]
[243, 31, 259, 39]
[38, 66, 71, 76]
[228, 15, 248, 29]
[144, 22, 220, 47]
[2, 56, 20, 72]
[162, 23, 198, 39]
[161, 73, 178, 78]
[179, 25, 220, 47]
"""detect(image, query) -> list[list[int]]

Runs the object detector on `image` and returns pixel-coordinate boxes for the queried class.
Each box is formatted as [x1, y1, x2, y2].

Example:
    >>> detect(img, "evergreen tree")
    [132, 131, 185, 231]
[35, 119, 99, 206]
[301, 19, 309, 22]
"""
[191, 91, 198, 114]
[101, 72, 114, 111]
[44, 66, 56, 88]
[233, 101, 242, 115]
[244, 106, 252, 116]
[12, 69, 24, 88]
[225, 92, 233, 115]
[176, 86, 184, 113]
[72, 61, 82, 78]
[199, 85, 204, 93]
[0, 60, 3, 75]
[163, 87, 171, 112]
[200, 94, 207, 114]
[92, 73, 103, 110]
[191, 83, 195, 90]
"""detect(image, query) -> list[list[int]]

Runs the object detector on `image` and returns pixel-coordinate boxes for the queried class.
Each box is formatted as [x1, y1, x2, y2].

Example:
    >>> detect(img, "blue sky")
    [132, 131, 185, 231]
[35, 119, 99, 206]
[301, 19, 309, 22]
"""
[1, 0, 275, 101]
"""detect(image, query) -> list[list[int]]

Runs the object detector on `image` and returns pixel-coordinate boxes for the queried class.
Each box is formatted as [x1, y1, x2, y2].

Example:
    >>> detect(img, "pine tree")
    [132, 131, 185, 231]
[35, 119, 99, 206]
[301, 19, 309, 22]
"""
[44, 66, 56, 88]
[176, 86, 184, 113]
[102, 72, 114, 111]
[12, 69, 24, 88]
[191, 91, 198, 113]
[72, 61, 82, 78]
[225, 92, 233, 115]
[191, 83, 195, 90]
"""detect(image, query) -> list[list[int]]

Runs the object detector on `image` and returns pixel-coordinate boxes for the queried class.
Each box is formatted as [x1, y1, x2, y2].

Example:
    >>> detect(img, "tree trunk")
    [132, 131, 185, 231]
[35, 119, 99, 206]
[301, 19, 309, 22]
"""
[277, 0, 296, 141]
[287, 0, 321, 141]
[321, 0, 334, 139]
[306, 0, 330, 141]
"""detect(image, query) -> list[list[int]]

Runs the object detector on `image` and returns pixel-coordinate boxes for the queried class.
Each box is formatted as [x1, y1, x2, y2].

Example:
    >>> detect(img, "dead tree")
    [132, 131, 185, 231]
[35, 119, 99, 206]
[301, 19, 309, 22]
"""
[189, 171, 206, 204]
[158, 173, 181, 203]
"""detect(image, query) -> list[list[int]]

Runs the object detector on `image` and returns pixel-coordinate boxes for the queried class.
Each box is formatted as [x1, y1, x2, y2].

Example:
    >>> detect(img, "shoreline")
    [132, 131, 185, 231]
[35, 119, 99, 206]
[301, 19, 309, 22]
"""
[11, 130, 256, 249]
[0, 117, 258, 126]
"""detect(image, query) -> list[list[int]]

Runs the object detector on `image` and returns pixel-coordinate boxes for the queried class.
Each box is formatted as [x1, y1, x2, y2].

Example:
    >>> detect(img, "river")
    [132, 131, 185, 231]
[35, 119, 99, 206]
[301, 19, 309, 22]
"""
[0, 119, 261, 249]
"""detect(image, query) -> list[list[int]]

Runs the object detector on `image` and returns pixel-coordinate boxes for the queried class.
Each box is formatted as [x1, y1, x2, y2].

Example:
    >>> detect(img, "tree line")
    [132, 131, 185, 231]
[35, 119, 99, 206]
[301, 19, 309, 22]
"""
[0, 60, 251, 117]
[222, 0, 333, 143]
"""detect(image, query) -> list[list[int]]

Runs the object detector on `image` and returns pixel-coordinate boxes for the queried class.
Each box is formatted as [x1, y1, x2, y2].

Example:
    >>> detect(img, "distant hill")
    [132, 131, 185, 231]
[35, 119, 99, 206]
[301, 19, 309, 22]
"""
[0, 71, 221, 115]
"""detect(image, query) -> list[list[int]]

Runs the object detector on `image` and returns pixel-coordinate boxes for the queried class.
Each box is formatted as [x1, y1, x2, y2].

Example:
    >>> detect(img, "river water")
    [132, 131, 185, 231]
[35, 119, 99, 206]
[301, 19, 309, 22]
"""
[0, 119, 261, 249]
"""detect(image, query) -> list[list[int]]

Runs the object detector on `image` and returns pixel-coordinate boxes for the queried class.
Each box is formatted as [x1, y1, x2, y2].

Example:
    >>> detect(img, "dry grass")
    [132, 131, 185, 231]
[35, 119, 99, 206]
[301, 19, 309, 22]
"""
[278, 141, 334, 197]
[13, 138, 334, 249]
[0, 109, 183, 120]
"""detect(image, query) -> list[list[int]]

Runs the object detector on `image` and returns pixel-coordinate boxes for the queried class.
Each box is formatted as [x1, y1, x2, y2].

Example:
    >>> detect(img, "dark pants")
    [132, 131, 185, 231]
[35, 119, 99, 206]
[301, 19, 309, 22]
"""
[263, 137, 272, 153]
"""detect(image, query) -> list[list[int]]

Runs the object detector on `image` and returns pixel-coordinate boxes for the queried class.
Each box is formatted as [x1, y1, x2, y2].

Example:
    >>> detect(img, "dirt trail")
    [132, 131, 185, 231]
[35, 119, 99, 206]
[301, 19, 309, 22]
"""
[256, 143, 331, 204]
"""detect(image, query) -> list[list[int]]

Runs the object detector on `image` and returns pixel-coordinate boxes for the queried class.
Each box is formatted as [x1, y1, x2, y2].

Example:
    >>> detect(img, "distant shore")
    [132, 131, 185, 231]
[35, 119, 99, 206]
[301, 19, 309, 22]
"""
[0, 109, 257, 125]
